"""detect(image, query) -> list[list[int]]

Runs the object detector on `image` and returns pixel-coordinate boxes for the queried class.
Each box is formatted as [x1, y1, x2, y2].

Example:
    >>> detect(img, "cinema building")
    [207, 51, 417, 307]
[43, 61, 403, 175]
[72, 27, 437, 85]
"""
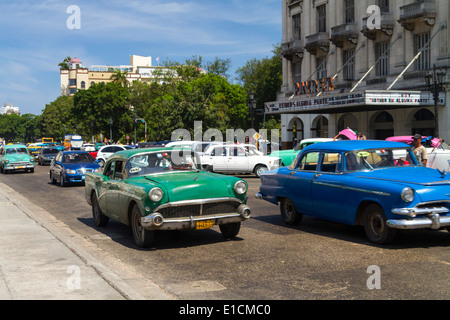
[268, 0, 449, 149]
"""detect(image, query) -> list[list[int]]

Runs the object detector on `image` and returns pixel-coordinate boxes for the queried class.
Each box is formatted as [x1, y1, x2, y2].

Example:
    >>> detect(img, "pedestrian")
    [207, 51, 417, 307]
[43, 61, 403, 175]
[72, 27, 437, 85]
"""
[411, 133, 427, 166]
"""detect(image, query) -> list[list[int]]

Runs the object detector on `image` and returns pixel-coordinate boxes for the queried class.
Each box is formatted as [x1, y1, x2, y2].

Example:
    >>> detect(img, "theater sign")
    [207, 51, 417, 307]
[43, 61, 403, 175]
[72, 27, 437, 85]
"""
[265, 90, 446, 114]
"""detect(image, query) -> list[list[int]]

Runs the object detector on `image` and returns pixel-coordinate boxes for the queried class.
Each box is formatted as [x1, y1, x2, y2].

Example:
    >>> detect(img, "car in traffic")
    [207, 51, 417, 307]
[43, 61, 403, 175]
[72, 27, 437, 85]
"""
[269, 138, 333, 166]
[201, 143, 281, 177]
[84, 147, 251, 247]
[27, 143, 43, 160]
[49, 151, 101, 187]
[81, 143, 96, 152]
[256, 140, 450, 244]
[0, 144, 35, 174]
[386, 135, 450, 172]
[165, 140, 222, 156]
[37, 147, 60, 165]
[96, 145, 133, 166]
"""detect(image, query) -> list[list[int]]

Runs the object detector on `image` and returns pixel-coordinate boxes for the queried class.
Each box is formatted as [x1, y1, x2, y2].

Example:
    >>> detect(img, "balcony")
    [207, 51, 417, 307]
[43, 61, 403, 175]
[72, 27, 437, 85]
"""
[398, 0, 436, 31]
[330, 23, 359, 47]
[304, 32, 330, 55]
[361, 12, 395, 40]
[281, 40, 305, 61]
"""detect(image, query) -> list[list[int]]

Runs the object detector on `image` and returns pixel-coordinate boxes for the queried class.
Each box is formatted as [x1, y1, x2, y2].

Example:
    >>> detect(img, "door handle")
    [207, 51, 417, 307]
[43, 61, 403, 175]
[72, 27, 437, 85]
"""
[314, 173, 322, 178]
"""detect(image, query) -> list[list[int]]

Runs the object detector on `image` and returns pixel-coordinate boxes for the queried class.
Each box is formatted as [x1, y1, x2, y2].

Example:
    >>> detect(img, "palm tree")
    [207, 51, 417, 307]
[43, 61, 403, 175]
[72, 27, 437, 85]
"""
[58, 57, 72, 70]
[110, 69, 129, 88]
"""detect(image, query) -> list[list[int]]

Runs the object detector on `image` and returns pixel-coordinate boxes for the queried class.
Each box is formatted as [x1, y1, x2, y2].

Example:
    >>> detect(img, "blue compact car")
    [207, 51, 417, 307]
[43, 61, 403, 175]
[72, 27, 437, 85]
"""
[50, 151, 101, 187]
[256, 140, 450, 244]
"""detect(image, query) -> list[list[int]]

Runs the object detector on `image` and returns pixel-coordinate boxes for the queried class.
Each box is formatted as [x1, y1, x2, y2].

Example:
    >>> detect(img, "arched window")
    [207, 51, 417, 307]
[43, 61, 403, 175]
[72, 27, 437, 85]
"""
[81, 81, 85, 89]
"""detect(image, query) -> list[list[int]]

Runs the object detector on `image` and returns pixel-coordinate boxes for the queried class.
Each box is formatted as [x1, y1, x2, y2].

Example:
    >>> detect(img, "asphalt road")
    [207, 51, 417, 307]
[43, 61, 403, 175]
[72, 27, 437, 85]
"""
[1, 163, 449, 300]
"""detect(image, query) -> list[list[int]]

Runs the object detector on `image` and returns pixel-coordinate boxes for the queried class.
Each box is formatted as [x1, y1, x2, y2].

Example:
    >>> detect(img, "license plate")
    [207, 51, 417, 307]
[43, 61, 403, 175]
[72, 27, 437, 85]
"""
[17, 166, 24, 169]
[196, 220, 214, 230]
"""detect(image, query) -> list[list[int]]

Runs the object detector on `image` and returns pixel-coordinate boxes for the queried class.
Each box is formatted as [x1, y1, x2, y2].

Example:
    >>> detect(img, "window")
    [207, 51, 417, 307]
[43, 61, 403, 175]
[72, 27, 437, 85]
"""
[292, 13, 301, 40]
[343, 49, 355, 80]
[344, 0, 355, 23]
[317, 4, 326, 33]
[292, 62, 302, 84]
[320, 153, 342, 173]
[415, 33, 430, 71]
[316, 57, 327, 79]
[376, 42, 389, 76]
[297, 152, 319, 171]
[378, 0, 389, 12]
[81, 81, 86, 89]
[69, 79, 76, 86]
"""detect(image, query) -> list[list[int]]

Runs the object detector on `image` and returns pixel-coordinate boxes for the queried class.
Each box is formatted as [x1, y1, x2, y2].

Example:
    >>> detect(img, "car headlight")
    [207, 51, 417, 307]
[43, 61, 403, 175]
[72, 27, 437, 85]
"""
[234, 180, 247, 195]
[149, 187, 164, 202]
[401, 187, 414, 202]
[66, 169, 76, 174]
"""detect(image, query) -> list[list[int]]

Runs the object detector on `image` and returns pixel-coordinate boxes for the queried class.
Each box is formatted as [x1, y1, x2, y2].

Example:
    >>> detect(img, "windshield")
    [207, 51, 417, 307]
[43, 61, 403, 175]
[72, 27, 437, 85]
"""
[344, 148, 419, 172]
[62, 153, 94, 164]
[43, 148, 59, 154]
[6, 148, 28, 154]
[126, 150, 200, 177]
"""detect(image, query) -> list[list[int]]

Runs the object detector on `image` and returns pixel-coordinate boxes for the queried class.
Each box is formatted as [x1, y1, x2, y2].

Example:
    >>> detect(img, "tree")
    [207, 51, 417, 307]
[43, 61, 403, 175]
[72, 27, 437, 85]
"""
[110, 69, 129, 88]
[40, 96, 74, 140]
[58, 57, 71, 70]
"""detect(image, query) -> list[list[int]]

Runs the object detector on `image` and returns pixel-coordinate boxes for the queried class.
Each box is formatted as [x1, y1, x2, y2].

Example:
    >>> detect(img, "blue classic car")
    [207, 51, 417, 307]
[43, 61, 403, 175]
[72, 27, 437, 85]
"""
[256, 140, 450, 244]
[50, 151, 101, 187]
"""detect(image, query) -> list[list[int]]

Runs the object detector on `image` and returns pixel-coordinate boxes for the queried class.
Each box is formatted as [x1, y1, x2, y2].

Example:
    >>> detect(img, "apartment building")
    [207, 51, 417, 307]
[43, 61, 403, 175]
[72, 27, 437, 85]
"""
[267, 0, 449, 148]
[60, 55, 171, 96]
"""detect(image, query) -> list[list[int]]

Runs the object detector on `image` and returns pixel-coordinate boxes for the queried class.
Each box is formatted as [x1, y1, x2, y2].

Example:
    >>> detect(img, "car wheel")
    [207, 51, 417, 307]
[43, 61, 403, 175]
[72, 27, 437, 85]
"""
[60, 175, 66, 187]
[29, 168, 34, 173]
[50, 171, 56, 184]
[280, 198, 303, 225]
[254, 165, 268, 178]
[131, 204, 154, 248]
[363, 204, 396, 245]
[219, 222, 241, 239]
[92, 193, 109, 227]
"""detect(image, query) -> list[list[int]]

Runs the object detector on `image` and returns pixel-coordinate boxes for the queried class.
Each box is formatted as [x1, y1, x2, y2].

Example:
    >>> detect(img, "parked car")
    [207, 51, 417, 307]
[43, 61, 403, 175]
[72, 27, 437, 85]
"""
[50, 151, 101, 187]
[386, 136, 450, 172]
[256, 140, 450, 244]
[81, 143, 96, 152]
[201, 144, 281, 177]
[165, 140, 222, 156]
[84, 147, 251, 247]
[38, 147, 60, 165]
[0, 144, 35, 173]
[269, 138, 333, 166]
[96, 145, 133, 166]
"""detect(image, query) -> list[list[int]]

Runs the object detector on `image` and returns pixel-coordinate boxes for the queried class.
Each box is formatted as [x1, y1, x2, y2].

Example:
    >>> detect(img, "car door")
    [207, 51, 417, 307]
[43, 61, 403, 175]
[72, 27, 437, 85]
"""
[207, 146, 228, 171]
[52, 153, 64, 181]
[227, 146, 250, 172]
[100, 160, 126, 219]
[283, 151, 320, 215]
[311, 152, 347, 223]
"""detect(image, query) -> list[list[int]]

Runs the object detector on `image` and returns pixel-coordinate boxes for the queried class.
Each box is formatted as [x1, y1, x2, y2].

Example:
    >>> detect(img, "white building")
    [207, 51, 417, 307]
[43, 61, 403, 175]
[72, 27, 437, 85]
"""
[1, 103, 20, 115]
[267, 0, 449, 149]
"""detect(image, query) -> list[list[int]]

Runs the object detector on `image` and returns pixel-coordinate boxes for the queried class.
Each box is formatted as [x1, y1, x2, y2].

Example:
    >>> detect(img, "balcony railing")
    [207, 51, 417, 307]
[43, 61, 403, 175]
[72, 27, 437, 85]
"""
[304, 32, 330, 55]
[361, 12, 395, 40]
[281, 40, 304, 60]
[398, 0, 436, 30]
[330, 23, 359, 47]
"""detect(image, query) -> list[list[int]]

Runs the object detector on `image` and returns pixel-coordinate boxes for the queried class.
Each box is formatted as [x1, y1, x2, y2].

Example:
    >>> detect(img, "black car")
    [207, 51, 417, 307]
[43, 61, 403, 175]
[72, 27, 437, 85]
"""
[38, 147, 60, 165]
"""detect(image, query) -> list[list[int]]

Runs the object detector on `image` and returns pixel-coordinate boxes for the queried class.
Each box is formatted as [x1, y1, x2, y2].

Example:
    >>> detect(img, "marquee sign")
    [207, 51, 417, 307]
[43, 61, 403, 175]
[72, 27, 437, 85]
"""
[265, 90, 446, 114]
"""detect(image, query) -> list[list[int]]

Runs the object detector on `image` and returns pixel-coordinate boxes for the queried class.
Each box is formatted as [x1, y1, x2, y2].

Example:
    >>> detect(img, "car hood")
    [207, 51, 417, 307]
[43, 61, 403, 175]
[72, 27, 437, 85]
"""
[353, 167, 450, 186]
[4, 154, 32, 162]
[142, 171, 235, 202]
[63, 162, 99, 170]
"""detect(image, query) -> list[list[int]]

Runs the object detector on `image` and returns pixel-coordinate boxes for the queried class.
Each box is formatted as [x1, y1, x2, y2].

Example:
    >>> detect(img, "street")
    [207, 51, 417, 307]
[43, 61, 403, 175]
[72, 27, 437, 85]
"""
[1, 164, 449, 300]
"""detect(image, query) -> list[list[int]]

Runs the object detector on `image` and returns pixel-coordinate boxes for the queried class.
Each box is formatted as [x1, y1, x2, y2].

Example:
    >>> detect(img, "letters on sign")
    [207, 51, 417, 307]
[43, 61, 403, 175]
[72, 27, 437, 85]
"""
[294, 77, 335, 97]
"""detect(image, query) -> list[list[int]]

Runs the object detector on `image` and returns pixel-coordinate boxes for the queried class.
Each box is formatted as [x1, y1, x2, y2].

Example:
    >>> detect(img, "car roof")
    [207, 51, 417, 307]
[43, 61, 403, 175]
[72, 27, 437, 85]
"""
[302, 140, 410, 152]
[3, 144, 27, 149]
[109, 147, 190, 160]
[61, 150, 89, 154]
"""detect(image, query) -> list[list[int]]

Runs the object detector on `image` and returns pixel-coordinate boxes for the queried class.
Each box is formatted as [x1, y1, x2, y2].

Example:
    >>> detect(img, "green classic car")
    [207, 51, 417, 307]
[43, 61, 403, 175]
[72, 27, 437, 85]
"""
[0, 144, 35, 173]
[85, 147, 252, 247]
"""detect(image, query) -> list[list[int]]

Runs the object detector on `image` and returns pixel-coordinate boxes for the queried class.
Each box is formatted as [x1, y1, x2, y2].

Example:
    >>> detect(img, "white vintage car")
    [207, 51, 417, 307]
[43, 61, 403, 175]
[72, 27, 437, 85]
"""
[201, 144, 281, 177]
[386, 136, 450, 172]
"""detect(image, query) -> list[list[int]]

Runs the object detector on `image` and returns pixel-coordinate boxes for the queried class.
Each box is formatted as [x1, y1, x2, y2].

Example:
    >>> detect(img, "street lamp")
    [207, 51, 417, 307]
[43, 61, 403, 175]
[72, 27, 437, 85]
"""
[425, 64, 446, 138]
[109, 117, 113, 142]
[247, 92, 256, 129]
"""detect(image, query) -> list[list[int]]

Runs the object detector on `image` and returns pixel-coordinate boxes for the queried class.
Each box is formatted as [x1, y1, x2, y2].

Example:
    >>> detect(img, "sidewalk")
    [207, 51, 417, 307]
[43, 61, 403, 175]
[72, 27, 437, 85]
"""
[0, 183, 173, 300]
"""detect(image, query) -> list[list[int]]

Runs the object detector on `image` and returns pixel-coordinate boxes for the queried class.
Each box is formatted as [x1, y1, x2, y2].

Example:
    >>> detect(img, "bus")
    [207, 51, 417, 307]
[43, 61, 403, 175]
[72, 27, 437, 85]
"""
[42, 137, 53, 144]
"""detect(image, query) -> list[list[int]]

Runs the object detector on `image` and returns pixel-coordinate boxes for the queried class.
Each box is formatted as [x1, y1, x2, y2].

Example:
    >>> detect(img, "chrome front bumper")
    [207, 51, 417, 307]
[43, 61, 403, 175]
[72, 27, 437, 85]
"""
[141, 204, 251, 230]
[387, 214, 450, 230]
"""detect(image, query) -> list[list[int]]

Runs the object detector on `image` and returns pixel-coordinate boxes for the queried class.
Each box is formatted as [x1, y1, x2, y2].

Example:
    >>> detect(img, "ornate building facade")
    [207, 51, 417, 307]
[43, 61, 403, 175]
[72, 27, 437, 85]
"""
[267, 0, 449, 148]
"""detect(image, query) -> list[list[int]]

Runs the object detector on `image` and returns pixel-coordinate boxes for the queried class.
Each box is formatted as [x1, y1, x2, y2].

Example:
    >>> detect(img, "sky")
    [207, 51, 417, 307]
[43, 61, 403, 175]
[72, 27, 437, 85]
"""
[0, 0, 282, 115]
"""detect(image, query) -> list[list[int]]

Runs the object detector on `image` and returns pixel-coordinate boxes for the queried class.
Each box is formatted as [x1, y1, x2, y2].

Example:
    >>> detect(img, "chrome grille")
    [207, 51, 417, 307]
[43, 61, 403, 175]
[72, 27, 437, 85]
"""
[11, 162, 30, 166]
[158, 201, 241, 218]
[76, 168, 94, 174]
